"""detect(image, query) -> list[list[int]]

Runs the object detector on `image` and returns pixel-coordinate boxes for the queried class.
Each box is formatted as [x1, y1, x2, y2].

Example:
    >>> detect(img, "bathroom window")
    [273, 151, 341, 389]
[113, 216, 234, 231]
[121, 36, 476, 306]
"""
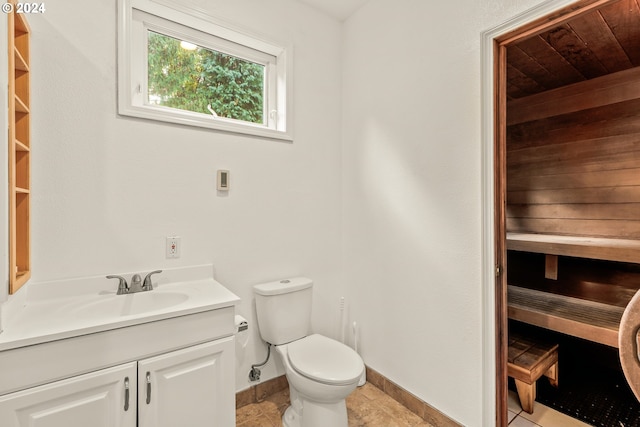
[117, 0, 292, 140]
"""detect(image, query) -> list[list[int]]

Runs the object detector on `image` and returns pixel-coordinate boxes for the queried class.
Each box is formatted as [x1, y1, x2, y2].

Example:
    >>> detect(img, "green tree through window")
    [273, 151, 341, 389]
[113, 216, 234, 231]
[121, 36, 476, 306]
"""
[147, 31, 265, 124]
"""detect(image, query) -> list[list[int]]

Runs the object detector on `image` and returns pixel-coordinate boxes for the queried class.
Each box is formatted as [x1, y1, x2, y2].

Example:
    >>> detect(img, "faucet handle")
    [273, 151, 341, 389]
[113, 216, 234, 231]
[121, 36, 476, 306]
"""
[107, 275, 129, 295]
[143, 270, 163, 291]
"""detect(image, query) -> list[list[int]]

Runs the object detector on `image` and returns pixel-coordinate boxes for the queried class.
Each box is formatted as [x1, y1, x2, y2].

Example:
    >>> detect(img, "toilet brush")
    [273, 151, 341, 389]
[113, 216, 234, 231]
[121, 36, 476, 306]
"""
[353, 321, 366, 386]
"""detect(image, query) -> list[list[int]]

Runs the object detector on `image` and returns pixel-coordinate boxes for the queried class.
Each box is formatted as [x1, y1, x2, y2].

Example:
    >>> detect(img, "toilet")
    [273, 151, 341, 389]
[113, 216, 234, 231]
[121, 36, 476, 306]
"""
[254, 277, 364, 427]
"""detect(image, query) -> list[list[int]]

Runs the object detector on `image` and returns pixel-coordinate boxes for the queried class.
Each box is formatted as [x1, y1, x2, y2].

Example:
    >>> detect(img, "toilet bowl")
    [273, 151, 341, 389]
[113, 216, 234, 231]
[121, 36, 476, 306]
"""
[253, 278, 364, 427]
[277, 334, 363, 427]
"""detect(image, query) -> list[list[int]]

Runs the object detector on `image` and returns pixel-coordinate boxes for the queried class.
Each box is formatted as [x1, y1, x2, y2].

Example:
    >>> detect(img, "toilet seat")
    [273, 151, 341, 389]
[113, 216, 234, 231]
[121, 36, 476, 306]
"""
[286, 334, 363, 386]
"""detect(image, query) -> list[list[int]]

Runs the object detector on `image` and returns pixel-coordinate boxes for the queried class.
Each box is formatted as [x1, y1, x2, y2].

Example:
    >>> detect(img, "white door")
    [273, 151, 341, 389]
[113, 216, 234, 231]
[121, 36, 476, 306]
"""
[138, 337, 235, 427]
[0, 362, 137, 427]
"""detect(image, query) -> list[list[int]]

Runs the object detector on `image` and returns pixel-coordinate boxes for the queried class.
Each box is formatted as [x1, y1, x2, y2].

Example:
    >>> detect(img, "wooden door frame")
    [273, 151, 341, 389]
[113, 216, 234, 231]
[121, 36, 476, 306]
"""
[480, 0, 618, 425]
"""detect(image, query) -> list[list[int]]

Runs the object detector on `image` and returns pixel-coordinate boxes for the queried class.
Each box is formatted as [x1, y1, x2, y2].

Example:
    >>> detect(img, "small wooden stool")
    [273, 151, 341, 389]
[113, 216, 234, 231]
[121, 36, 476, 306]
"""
[507, 332, 559, 414]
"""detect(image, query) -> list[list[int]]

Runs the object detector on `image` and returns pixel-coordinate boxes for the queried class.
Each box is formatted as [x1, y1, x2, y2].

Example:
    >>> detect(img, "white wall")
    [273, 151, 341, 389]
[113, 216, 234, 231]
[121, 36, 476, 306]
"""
[24, 0, 343, 391]
[341, 1, 545, 425]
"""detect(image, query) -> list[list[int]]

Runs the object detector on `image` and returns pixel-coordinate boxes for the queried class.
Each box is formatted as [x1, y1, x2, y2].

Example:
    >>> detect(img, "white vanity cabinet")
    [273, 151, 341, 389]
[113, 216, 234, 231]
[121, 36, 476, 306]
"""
[0, 266, 240, 427]
[138, 337, 235, 427]
[0, 337, 235, 427]
[0, 363, 138, 427]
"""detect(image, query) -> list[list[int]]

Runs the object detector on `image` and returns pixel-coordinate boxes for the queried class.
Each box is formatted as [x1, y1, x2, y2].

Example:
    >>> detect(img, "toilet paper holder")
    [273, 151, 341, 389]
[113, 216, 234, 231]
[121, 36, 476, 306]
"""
[235, 315, 248, 333]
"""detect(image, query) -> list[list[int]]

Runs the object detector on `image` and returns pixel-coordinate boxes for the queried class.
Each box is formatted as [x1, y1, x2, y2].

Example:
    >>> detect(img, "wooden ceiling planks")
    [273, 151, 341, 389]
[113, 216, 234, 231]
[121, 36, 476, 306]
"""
[543, 24, 608, 79]
[507, 0, 640, 99]
[509, 35, 586, 97]
[568, 8, 632, 73]
[506, 63, 547, 99]
[599, 0, 640, 65]
[508, 47, 559, 93]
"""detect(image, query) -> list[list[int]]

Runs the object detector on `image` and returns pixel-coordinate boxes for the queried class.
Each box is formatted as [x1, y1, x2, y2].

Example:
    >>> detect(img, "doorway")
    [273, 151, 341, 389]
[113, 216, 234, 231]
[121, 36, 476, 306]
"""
[484, 0, 640, 425]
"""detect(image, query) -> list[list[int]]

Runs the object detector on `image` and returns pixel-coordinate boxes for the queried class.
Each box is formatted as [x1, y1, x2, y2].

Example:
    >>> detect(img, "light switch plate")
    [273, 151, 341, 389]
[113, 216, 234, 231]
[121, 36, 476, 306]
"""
[217, 170, 230, 191]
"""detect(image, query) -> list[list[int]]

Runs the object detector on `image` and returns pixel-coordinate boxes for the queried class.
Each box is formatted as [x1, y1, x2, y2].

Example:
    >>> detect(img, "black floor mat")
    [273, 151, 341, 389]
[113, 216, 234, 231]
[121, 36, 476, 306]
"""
[508, 323, 640, 426]
[535, 366, 640, 426]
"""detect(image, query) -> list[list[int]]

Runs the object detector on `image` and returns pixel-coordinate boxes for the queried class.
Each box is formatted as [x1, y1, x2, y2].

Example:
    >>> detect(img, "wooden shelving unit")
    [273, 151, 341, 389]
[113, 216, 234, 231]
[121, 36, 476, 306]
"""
[507, 232, 640, 264]
[8, 4, 31, 294]
[508, 285, 624, 348]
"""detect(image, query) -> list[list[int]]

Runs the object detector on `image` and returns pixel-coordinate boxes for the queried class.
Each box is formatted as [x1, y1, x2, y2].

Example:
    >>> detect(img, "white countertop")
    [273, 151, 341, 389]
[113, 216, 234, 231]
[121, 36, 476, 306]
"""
[0, 265, 240, 351]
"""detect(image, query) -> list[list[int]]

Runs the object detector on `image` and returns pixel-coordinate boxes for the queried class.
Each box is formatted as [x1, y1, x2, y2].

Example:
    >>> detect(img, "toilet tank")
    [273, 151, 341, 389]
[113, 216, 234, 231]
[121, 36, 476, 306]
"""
[253, 277, 313, 345]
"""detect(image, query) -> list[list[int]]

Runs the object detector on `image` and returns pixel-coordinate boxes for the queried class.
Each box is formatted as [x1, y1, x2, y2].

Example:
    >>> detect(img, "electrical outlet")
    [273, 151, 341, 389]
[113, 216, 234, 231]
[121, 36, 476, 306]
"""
[166, 236, 181, 258]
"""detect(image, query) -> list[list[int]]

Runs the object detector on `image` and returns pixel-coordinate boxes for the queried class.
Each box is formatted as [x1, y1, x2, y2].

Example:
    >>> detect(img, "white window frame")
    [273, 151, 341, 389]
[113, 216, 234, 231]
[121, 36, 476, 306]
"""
[117, 0, 293, 141]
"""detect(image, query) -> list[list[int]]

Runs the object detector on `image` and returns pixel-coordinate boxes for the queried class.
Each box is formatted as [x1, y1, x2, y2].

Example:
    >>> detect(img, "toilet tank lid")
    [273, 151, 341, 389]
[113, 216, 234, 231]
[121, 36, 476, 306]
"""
[253, 277, 313, 296]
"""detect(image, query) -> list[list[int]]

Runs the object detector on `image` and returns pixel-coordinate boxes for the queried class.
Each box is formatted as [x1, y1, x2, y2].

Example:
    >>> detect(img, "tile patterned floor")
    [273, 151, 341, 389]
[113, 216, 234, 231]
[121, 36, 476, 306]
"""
[237, 385, 592, 426]
[236, 382, 434, 426]
[508, 390, 592, 427]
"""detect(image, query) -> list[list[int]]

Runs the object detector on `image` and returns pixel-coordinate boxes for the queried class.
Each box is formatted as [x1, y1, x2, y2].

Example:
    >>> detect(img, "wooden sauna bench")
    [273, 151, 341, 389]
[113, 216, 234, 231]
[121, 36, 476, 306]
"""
[507, 232, 640, 348]
[507, 233, 640, 265]
[508, 285, 625, 348]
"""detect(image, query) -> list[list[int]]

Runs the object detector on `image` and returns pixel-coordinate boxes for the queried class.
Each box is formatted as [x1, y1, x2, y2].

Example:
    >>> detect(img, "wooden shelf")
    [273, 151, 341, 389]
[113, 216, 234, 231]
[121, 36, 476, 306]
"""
[14, 94, 29, 113]
[8, 2, 31, 295]
[15, 139, 29, 151]
[13, 271, 30, 289]
[14, 47, 28, 71]
[508, 285, 623, 347]
[507, 232, 640, 263]
[13, 11, 28, 33]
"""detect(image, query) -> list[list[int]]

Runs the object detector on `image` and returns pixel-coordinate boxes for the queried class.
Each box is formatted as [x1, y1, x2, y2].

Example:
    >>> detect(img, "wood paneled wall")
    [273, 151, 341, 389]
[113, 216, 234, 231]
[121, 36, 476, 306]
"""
[506, 66, 640, 239]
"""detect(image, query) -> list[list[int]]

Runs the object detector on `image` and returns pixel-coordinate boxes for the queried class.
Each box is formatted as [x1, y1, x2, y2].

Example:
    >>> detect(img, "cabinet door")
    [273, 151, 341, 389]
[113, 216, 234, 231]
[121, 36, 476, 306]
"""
[0, 362, 136, 427]
[138, 337, 235, 427]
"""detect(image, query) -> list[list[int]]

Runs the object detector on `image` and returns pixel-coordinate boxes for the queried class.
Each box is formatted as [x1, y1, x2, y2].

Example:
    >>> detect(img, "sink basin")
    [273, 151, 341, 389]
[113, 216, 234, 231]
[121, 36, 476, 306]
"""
[0, 265, 241, 352]
[69, 291, 189, 317]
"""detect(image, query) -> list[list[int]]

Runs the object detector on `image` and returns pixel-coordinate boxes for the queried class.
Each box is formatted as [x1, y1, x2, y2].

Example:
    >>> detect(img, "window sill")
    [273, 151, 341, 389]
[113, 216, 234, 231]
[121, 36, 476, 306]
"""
[118, 104, 293, 142]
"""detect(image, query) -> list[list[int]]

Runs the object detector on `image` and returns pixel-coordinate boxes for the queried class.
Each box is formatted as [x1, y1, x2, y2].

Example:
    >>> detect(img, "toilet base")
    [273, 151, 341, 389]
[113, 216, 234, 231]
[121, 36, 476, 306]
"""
[282, 405, 298, 427]
[282, 398, 348, 427]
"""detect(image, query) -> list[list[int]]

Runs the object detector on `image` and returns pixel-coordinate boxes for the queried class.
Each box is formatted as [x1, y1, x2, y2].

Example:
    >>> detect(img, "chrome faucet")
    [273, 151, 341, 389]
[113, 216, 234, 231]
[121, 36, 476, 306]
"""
[106, 270, 162, 295]
[129, 274, 143, 293]
[106, 275, 129, 295]
[143, 270, 162, 291]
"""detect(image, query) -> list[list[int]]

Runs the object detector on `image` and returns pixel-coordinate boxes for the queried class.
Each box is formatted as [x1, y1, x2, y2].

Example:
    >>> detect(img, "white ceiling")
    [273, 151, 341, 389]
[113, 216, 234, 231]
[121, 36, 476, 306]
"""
[295, 0, 370, 21]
